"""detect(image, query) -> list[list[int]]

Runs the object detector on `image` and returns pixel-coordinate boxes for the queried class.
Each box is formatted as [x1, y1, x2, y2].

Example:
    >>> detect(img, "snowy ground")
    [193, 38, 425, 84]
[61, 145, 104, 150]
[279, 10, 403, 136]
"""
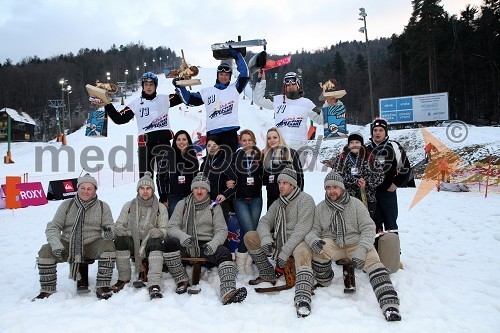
[0, 68, 499, 332]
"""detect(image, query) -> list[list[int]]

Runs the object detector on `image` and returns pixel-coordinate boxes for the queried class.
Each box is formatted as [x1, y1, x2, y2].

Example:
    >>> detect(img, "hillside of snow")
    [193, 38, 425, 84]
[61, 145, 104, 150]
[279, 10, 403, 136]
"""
[0, 68, 499, 333]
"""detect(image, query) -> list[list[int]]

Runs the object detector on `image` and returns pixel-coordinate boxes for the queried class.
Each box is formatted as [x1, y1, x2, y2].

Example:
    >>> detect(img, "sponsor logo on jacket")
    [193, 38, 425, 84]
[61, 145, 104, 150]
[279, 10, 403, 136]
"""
[276, 117, 304, 128]
[143, 114, 169, 131]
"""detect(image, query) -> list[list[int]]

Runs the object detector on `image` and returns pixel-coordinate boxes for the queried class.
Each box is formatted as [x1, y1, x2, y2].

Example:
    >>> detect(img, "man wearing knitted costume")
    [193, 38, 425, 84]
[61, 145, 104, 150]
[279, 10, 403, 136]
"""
[111, 171, 168, 299]
[32, 173, 116, 301]
[162, 172, 247, 305]
[304, 171, 402, 321]
[244, 166, 316, 317]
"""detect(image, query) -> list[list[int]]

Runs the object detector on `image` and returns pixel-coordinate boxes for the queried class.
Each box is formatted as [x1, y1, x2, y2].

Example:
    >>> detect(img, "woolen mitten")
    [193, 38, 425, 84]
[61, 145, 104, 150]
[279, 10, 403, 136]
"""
[201, 244, 214, 256]
[352, 246, 367, 270]
[262, 243, 273, 256]
[102, 226, 114, 240]
[52, 248, 66, 259]
[149, 228, 164, 239]
[311, 239, 326, 254]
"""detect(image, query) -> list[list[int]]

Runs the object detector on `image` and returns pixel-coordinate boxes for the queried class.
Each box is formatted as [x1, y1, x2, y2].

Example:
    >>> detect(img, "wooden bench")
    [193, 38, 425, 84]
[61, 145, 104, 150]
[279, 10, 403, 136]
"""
[181, 257, 211, 294]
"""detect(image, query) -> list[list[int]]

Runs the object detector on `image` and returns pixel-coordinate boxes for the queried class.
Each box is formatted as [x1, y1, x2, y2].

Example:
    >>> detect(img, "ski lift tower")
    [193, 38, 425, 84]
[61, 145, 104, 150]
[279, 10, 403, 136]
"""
[48, 100, 66, 145]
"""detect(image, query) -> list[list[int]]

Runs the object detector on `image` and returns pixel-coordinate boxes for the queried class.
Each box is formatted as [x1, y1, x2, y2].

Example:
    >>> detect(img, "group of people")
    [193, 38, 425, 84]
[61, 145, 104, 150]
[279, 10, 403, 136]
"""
[32, 48, 411, 321]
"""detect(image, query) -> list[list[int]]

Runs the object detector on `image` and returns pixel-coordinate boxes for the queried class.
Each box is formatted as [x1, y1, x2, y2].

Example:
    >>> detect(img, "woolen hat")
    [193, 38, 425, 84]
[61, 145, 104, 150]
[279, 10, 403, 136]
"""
[348, 132, 364, 145]
[324, 171, 345, 190]
[77, 173, 98, 189]
[137, 171, 155, 192]
[371, 118, 388, 135]
[191, 172, 211, 192]
[277, 166, 298, 188]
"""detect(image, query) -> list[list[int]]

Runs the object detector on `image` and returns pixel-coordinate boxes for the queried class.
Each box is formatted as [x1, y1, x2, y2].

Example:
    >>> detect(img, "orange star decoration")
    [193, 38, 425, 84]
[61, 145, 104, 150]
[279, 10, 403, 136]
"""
[409, 127, 464, 209]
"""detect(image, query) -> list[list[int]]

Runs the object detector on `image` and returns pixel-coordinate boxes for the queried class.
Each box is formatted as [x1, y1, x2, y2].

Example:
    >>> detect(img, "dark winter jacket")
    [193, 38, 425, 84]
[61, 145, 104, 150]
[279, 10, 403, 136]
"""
[262, 147, 304, 200]
[156, 146, 200, 203]
[232, 147, 264, 199]
[367, 136, 412, 192]
[200, 150, 238, 201]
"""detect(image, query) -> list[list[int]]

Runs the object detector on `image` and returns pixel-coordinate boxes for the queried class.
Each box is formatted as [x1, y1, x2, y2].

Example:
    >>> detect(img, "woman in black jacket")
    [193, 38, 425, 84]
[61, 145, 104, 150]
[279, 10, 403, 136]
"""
[157, 130, 199, 217]
[262, 127, 303, 209]
[200, 135, 237, 220]
[232, 130, 263, 273]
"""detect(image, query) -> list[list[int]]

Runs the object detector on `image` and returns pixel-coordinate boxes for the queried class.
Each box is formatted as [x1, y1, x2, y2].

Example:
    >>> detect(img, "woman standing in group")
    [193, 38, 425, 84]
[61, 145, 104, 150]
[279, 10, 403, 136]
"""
[232, 129, 263, 274]
[323, 132, 383, 218]
[262, 127, 303, 209]
[157, 130, 199, 217]
[200, 135, 238, 220]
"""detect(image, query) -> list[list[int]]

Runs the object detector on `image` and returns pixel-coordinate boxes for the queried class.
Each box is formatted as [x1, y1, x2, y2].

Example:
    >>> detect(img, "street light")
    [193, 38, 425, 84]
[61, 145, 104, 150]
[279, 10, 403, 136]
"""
[159, 57, 162, 71]
[136, 66, 140, 82]
[359, 7, 375, 121]
[125, 69, 129, 83]
[106, 72, 111, 82]
[152, 58, 156, 73]
[66, 85, 72, 130]
[59, 78, 67, 136]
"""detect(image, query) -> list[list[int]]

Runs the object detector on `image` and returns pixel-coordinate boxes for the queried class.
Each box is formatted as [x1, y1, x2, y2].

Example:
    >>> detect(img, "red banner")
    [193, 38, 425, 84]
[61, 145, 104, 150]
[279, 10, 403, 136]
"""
[264, 56, 291, 70]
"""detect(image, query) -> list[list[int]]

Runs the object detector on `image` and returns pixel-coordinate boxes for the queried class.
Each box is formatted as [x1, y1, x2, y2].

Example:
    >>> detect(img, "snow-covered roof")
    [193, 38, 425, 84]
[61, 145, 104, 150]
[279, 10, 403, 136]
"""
[0, 107, 37, 126]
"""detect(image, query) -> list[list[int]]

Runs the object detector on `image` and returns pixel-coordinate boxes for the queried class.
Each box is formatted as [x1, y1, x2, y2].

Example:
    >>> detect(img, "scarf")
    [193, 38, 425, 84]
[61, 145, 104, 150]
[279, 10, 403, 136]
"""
[129, 194, 159, 272]
[69, 195, 98, 280]
[325, 190, 350, 248]
[182, 193, 211, 258]
[273, 186, 300, 258]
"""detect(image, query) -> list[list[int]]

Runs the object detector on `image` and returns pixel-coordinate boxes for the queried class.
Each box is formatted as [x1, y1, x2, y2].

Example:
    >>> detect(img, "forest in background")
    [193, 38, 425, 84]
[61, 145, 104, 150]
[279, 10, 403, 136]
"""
[0, 0, 498, 141]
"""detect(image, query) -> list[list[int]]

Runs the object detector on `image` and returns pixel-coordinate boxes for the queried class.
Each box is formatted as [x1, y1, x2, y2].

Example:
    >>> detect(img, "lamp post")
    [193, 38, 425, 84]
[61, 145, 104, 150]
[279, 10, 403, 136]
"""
[136, 66, 140, 82]
[144, 62, 147, 73]
[125, 69, 129, 83]
[359, 7, 375, 121]
[66, 85, 72, 130]
[106, 72, 111, 82]
[152, 58, 156, 73]
[59, 79, 67, 141]
[159, 57, 162, 71]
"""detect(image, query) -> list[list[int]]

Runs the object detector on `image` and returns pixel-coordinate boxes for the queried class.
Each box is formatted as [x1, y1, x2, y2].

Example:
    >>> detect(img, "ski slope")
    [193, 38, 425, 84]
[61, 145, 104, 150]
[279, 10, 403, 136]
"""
[0, 68, 499, 333]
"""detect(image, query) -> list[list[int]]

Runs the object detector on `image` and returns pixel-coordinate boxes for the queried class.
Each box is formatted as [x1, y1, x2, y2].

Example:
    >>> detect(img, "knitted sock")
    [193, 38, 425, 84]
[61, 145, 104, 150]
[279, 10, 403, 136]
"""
[163, 251, 188, 284]
[96, 251, 116, 288]
[115, 250, 131, 282]
[248, 249, 276, 282]
[367, 263, 400, 312]
[294, 266, 314, 306]
[218, 261, 237, 300]
[312, 259, 334, 287]
[147, 251, 164, 287]
[38, 257, 57, 293]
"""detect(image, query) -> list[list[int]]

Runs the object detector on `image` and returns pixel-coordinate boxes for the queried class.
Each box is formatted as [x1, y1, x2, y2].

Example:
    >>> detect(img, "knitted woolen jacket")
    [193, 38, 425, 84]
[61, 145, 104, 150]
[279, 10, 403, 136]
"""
[167, 198, 228, 252]
[45, 198, 114, 251]
[115, 200, 168, 238]
[305, 196, 375, 253]
[257, 191, 315, 263]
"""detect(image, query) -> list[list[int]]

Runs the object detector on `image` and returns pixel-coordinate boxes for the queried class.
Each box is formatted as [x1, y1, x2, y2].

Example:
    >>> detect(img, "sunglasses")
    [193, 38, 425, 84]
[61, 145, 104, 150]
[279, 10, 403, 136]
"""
[284, 77, 298, 85]
[217, 64, 232, 73]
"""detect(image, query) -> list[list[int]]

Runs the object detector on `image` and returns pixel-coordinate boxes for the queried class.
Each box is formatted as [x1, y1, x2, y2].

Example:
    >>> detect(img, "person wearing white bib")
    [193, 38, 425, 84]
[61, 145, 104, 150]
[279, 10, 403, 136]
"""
[253, 71, 323, 161]
[174, 46, 249, 153]
[99, 72, 183, 179]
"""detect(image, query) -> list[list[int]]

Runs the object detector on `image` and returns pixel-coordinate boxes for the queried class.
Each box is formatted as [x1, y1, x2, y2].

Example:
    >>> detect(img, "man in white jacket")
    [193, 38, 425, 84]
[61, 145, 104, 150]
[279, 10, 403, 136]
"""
[253, 71, 323, 159]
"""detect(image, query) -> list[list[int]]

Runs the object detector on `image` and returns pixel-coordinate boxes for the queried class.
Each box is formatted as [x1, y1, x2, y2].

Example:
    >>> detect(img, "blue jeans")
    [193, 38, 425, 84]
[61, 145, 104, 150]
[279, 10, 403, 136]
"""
[234, 197, 263, 253]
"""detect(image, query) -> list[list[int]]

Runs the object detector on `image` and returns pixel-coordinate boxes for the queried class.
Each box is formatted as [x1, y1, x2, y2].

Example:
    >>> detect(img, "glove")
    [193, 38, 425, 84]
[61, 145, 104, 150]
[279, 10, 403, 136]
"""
[149, 228, 164, 239]
[228, 45, 239, 58]
[114, 224, 127, 237]
[262, 243, 273, 256]
[275, 259, 286, 278]
[52, 248, 66, 260]
[311, 239, 326, 254]
[102, 225, 114, 240]
[351, 246, 367, 270]
[172, 77, 180, 88]
[182, 237, 196, 250]
[276, 257, 287, 269]
[201, 243, 215, 256]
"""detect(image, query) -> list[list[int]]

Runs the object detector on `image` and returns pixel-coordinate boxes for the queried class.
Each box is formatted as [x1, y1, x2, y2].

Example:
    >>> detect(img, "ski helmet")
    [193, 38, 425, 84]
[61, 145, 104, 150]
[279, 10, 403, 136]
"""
[141, 72, 158, 88]
[283, 72, 301, 88]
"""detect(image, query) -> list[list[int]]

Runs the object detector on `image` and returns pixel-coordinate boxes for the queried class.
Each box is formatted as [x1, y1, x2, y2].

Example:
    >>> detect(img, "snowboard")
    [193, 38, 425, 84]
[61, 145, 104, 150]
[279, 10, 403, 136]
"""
[211, 39, 267, 60]
[85, 110, 108, 137]
[248, 51, 291, 75]
[226, 213, 242, 253]
[322, 104, 348, 139]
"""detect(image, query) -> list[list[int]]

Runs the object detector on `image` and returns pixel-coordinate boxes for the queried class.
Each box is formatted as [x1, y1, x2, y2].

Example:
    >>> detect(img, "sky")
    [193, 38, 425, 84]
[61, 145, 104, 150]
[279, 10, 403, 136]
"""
[0, 0, 484, 68]
[0, 68, 499, 332]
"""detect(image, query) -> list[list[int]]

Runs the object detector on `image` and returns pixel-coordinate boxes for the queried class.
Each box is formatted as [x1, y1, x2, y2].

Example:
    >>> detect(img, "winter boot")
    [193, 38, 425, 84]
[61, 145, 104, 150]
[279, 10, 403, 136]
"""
[294, 266, 314, 318]
[219, 261, 247, 305]
[148, 285, 163, 300]
[163, 251, 189, 294]
[111, 250, 131, 292]
[147, 251, 164, 290]
[32, 257, 57, 301]
[312, 259, 334, 288]
[248, 249, 277, 285]
[235, 250, 248, 274]
[367, 263, 400, 320]
[95, 252, 115, 300]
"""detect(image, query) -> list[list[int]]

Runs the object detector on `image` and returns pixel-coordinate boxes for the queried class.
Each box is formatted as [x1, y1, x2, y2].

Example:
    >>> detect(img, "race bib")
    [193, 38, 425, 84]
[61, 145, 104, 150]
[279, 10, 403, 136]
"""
[247, 177, 255, 186]
[269, 175, 275, 183]
[178, 176, 186, 184]
[351, 167, 359, 176]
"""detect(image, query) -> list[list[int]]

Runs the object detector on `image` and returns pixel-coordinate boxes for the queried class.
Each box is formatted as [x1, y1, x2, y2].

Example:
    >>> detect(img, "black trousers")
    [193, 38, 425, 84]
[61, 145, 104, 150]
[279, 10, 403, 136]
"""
[162, 237, 231, 266]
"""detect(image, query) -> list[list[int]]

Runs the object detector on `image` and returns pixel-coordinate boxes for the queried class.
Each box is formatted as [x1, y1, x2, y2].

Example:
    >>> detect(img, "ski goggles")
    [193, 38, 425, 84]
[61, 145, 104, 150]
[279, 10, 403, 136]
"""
[217, 63, 232, 73]
[284, 76, 298, 85]
[141, 72, 158, 82]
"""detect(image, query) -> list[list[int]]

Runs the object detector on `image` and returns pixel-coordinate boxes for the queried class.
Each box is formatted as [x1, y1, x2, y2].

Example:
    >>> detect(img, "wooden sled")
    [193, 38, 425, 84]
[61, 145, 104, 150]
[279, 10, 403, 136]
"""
[255, 258, 295, 293]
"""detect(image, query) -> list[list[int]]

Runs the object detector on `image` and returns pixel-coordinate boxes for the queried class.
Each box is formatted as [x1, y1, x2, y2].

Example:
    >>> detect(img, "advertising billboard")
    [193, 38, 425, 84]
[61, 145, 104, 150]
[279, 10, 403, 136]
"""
[379, 92, 449, 124]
